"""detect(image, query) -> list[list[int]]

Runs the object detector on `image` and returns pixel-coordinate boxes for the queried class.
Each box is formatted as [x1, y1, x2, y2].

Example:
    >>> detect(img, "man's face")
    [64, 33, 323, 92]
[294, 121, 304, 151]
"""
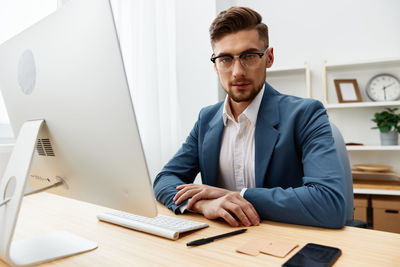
[212, 29, 274, 104]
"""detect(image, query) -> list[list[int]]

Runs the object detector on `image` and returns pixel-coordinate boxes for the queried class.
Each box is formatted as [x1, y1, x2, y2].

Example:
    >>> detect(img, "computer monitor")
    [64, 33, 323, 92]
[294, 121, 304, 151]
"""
[0, 0, 157, 265]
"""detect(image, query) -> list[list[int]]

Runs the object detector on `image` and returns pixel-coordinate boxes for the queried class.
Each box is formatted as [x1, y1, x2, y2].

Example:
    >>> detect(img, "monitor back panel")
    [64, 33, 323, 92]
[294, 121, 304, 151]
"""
[0, 0, 157, 217]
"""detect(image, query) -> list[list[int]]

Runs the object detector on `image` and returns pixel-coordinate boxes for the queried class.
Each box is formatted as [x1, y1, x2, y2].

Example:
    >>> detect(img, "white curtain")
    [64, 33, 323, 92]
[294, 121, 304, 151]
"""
[111, 0, 181, 180]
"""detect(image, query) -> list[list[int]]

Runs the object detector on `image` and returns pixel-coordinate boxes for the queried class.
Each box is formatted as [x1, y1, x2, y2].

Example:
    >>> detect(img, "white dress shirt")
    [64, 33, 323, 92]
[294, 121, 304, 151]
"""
[218, 85, 265, 195]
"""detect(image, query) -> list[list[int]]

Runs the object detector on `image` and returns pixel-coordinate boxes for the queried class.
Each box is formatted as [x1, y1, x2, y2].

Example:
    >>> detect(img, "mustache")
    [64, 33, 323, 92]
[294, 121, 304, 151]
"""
[231, 79, 251, 84]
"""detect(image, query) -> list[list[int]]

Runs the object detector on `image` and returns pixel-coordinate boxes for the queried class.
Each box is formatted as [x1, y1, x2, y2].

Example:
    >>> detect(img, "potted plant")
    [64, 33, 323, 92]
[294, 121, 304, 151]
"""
[372, 108, 400, 145]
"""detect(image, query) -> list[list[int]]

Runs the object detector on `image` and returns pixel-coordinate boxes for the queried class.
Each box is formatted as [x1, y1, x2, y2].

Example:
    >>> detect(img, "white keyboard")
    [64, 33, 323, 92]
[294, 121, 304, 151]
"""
[97, 211, 209, 240]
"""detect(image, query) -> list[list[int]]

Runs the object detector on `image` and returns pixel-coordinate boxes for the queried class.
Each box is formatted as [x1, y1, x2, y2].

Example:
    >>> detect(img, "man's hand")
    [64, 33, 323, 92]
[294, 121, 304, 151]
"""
[173, 184, 230, 210]
[190, 192, 260, 227]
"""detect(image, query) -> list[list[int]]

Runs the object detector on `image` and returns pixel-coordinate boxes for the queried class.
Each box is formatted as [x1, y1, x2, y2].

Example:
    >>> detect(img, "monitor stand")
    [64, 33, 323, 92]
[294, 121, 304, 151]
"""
[0, 120, 97, 266]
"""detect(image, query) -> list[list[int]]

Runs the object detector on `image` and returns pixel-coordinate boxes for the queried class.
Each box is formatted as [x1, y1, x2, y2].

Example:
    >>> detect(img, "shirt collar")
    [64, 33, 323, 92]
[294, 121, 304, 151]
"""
[222, 97, 234, 126]
[222, 84, 265, 126]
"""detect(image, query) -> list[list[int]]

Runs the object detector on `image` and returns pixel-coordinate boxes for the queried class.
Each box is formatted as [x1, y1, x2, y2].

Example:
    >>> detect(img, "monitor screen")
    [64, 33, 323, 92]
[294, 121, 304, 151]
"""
[0, 0, 157, 218]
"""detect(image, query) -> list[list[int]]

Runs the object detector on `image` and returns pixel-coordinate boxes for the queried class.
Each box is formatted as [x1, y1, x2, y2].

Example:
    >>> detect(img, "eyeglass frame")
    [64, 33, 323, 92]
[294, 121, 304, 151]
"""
[210, 46, 269, 71]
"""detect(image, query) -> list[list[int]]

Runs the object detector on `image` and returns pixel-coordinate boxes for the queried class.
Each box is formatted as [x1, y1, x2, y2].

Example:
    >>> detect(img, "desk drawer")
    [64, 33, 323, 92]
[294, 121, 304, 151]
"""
[372, 196, 400, 234]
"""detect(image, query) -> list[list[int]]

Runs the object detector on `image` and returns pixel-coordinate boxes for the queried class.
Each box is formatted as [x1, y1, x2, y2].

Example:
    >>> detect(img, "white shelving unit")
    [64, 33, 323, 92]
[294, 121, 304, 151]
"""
[353, 188, 400, 196]
[322, 57, 400, 106]
[346, 145, 400, 151]
[322, 58, 400, 191]
[267, 62, 312, 98]
[326, 101, 400, 109]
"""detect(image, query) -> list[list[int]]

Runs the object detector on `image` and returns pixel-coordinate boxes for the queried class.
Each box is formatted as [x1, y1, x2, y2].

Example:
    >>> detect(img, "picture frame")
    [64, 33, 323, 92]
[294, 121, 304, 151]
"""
[334, 79, 362, 103]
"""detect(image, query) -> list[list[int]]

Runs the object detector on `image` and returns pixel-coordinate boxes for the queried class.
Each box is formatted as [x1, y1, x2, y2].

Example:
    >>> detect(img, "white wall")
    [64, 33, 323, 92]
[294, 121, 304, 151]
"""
[224, 0, 400, 100]
[174, 1, 219, 183]
[175, 0, 219, 139]
[0, 0, 57, 138]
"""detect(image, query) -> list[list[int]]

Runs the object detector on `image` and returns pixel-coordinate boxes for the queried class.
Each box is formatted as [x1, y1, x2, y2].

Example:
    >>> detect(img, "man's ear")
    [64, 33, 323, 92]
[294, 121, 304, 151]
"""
[266, 47, 274, 68]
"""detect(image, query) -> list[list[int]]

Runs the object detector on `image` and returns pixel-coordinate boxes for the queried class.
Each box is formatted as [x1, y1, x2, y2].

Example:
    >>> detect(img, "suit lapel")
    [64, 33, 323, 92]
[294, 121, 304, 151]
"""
[202, 105, 224, 186]
[255, 83, 280, 187]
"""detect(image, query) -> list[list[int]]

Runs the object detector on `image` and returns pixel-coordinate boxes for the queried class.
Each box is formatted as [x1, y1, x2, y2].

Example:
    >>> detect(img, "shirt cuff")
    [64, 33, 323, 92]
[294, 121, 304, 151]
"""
[240, 188, 247, 197]
[179, 202, 188, 213]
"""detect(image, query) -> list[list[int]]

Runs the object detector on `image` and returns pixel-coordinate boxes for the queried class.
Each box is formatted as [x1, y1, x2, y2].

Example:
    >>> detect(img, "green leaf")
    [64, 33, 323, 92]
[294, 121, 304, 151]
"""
[380, 126, 390, 132]
[372, 108, 400, 133]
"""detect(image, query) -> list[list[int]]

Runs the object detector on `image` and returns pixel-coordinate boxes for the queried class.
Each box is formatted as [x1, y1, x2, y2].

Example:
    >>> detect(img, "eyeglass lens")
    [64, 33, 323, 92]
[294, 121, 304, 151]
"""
[215, 53, 263, 71]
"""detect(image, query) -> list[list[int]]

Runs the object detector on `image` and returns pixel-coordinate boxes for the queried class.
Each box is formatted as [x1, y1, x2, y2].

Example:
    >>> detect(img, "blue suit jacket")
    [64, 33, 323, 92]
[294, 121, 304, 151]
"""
[154, 83, 346, 228]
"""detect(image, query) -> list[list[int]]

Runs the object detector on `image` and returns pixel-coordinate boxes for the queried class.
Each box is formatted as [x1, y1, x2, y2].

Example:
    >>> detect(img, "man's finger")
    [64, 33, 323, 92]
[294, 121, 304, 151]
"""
[176, 184, 194, 190]
[174, 184, 203, 201]
[219, 209, 239, 227]
[173, 185, 194, 201]
[223, 201, 251, 227]
[230, 196, 260, 225]
[187, 192, 205, 210]
[241, 203, 260, 226]
[174, 188, 200, 205]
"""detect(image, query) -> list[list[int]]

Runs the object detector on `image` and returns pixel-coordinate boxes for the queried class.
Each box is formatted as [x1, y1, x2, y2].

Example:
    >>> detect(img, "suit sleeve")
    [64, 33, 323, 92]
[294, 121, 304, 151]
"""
[244, 101, 347, 228]
[153, 114, 201, 214]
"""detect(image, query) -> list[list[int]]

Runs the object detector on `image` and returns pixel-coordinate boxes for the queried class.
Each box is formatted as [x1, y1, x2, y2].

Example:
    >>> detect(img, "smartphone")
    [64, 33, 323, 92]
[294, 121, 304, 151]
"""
[282, 243, 341, 267]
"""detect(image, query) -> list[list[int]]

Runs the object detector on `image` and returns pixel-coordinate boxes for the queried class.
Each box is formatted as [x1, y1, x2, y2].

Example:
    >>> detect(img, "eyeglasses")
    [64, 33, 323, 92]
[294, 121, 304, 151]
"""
[210, 47, 269, 72]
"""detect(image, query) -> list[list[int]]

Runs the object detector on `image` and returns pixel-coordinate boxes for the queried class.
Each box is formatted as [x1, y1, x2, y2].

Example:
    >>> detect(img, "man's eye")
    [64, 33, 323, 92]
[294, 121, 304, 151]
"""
[218, 57, 232, 64]
[243, 54, 257, 60]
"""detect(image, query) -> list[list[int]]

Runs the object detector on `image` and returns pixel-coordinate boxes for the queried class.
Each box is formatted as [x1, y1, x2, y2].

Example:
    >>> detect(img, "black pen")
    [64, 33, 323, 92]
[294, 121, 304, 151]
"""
[186, 229, 247, 246]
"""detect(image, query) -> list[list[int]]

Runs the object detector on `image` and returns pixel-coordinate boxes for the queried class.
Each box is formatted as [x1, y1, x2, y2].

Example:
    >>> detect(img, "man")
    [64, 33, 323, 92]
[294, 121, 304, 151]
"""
[153, 6, 346, 228]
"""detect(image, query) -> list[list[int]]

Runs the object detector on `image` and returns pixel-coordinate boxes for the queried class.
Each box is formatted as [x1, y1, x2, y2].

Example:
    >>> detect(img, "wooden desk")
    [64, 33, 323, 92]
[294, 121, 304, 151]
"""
[354, 180, 400, 196]
[2, 193, 400, 266]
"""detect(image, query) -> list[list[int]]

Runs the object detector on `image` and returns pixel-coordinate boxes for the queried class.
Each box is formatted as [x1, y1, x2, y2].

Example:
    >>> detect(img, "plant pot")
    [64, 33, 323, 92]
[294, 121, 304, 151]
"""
[380, 131, 399, 146]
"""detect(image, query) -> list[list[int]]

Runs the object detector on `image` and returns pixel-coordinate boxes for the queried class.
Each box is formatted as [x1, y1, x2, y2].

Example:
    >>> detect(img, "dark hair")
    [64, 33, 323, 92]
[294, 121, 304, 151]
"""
[209, 6, 268, 47]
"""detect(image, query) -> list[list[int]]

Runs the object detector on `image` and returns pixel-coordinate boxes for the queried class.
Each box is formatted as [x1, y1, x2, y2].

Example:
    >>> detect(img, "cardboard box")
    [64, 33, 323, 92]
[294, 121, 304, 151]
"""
[372, 196, 400, 234]
[353, 195, 368, 222]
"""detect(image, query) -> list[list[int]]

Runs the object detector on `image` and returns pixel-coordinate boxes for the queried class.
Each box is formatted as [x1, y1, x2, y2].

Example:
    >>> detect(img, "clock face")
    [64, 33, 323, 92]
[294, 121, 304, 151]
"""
[366, 74, 400, 101]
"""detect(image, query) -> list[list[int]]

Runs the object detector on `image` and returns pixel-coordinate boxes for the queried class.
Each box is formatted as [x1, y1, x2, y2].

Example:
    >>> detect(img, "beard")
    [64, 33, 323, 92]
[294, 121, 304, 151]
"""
[226, 78, 265, 103]
[228, 87, 259, 103]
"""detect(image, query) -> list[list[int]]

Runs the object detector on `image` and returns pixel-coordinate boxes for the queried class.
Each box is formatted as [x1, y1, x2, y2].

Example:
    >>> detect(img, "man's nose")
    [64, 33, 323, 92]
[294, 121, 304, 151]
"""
[232, 58, 246, 78]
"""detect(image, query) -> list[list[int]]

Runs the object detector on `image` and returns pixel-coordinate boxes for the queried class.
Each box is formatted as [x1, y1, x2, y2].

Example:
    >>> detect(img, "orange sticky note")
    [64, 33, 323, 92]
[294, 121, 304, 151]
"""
[236, 239, 297, 258]
[236, 239, 267, 256]
[259, 240, 298, 258]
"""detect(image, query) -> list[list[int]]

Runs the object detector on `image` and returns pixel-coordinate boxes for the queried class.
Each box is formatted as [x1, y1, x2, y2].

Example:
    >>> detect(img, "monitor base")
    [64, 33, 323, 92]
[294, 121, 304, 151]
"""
[0, 120, 97, 266]
[10, 231, 97, 267]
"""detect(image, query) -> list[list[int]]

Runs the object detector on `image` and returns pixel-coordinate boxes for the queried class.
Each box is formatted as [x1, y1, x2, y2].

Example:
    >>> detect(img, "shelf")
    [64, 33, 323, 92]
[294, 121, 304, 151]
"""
[267, 62, 312, 98]
[325, 57, 400, 71]
[354, 188, 400, 196]
[326, 101, 400, 109]
[346, 145, 400, 151]
[352, 170, 400, 180]
[268, 65, 307, 75]
[354, 180, 400, 196]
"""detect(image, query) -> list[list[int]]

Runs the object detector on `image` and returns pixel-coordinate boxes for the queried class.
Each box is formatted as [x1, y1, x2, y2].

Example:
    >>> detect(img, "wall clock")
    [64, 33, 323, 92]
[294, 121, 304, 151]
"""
[366, 73, 400, 101]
